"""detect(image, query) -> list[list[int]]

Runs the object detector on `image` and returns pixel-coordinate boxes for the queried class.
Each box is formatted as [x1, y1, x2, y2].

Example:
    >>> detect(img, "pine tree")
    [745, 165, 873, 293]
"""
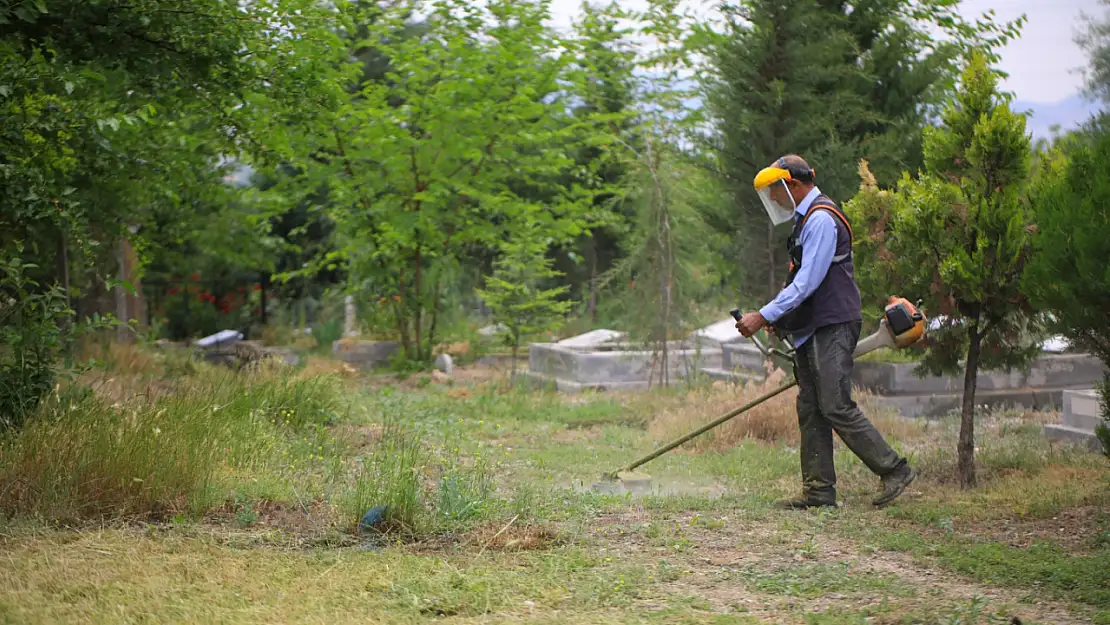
[477, 231, 573, 379]
[1025, 115, 1110, 456]
[849, 53, 1039, 487]
[702, 0, 1021, 302]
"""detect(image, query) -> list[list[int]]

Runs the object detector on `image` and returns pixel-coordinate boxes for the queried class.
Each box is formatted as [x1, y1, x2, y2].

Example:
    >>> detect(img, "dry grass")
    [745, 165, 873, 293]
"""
[643, 369, 922, 451]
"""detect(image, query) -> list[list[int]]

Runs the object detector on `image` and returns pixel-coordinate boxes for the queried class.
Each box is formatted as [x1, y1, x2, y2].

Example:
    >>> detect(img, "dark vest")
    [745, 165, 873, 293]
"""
[771, 195, 862, 339]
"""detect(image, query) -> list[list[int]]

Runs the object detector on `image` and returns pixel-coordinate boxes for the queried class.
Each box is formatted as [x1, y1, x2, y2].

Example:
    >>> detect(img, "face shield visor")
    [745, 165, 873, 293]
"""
[757, 180, 797, 226]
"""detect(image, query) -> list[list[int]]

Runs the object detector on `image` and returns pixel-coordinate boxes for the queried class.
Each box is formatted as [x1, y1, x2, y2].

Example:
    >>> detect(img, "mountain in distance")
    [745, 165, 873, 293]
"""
[1012, 94, 1103, 141]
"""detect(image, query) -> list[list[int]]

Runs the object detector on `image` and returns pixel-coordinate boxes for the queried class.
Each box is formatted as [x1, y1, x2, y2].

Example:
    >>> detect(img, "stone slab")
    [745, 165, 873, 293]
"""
[332, 339, 400, 368]
[195, 329, 243, 348]
[1062, 389, 1103, 432]
[521, 370, 657, 394]
[691, 318, 745, 347]
[529, 342, 722, 385]
[722, 342, 770, 373]
[870, 387, 1070, 419]
[1044, 424, 1103, 452]
[556, 329, 625, 348]
[699, 367, 769, 385]
[851, 354, 1106, 396]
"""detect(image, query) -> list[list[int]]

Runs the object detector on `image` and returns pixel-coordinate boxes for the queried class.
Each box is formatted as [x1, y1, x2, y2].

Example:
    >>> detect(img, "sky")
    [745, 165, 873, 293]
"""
[546, 0, 1104, 104]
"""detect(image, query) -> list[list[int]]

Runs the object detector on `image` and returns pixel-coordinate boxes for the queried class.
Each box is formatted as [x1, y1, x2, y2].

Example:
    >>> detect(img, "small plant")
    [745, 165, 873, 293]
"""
[477, 225, 573, 379]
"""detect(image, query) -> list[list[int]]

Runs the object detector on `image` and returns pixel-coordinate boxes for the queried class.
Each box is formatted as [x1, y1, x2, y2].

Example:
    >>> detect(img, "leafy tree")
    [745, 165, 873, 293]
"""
[846, 53, 1039, 487]
[277, 0, 610, 363]
[1024, 116, 1110, 455]
[555, 1, 640, 323]
[477, 228, 573, 378]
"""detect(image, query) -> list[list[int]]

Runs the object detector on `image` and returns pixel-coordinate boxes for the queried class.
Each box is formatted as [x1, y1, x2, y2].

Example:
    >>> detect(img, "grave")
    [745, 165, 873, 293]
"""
[526, 327, 725, 393]
[332, 338, 400, 369]
[851, 353, 1107, 418]
[1044, 389, 1105, 451]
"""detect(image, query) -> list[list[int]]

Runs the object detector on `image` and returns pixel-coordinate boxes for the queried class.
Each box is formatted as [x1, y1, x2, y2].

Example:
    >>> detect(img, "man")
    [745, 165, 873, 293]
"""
[735, 154, 914, 509]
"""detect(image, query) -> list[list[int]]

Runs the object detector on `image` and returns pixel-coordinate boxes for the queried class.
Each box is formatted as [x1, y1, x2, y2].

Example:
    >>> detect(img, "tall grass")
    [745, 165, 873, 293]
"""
[644, 371, 921, 450]
[344, 396, 498, 537]
[0, 359, 345, 523]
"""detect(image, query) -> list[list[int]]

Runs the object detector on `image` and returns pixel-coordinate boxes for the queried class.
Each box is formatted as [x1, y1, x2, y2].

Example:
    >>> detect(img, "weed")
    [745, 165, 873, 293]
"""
[0, 365, 346, 522]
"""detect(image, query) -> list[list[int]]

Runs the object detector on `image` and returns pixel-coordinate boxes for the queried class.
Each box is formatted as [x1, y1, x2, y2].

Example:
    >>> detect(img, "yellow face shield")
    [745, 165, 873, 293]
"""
[753, 166, 796, 226]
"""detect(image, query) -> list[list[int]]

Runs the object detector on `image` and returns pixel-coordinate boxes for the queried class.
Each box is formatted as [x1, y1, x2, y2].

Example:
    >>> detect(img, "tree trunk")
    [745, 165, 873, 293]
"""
[56, 231, 71, 339]
[115, 239, 129, 343]
[587, 237, 599, 323]
[766, 221, 776, 301]
[958, 323, 983, 488]
[510, 343, 518, 381]
[414, 247, 424, 361]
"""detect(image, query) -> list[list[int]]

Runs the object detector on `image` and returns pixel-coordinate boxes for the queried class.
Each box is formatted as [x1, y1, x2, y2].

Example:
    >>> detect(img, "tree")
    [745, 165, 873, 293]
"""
[845, 53, 1039, 487]
[1024, 115, 1110, 455]
[556, 1, 640, 323]
[1077, 0, 1110, 105]
[477, 229, 573, 379]
[700, 0, 1021, 302]
[276, 0, 610, 363]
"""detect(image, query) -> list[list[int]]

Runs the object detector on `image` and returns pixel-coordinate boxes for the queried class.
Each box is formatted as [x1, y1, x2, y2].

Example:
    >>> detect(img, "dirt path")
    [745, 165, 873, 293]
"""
[587, 508, 1092, 624]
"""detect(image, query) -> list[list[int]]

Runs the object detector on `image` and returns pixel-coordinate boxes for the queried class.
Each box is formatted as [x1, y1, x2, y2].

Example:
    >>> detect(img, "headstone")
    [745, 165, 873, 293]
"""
[478, 323, 507, 338]
[556, 329, 625, 348]
[344, 295, 358, 337]
[691, 318, 745, 347]
[195, 329, 243, 348]
[333, 339, 401, 368]
[1044, 389, 1103, 451]
[1041, 335, 1070, 353]
[435, 353, 454, 375]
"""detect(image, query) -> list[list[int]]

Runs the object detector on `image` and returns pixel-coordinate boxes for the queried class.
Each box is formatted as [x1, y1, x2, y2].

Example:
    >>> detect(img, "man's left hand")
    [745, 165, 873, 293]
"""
[735, 311, 767, 338]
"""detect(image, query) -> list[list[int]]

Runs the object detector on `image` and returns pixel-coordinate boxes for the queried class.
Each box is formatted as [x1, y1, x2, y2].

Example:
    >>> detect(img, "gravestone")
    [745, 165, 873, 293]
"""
[690, 318, 745, 348]
[435, 353, 454, 375]
[1044, 389, 1103, 451]
[344, 295, 358, 337]
[556, 329, 625, 348]
[332, 339, 400, 369]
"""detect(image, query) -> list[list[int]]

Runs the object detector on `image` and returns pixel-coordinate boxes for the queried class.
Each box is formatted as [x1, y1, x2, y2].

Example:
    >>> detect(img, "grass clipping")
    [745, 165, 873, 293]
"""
[645, 366, 919, 450]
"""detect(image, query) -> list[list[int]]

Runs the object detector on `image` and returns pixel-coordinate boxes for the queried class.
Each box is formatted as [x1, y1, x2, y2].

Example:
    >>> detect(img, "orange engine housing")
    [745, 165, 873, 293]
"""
[884, 296, 926, 349]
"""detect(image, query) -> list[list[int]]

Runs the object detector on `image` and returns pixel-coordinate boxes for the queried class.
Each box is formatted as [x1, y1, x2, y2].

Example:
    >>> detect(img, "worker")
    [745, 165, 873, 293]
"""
[734, 154, 915, 509]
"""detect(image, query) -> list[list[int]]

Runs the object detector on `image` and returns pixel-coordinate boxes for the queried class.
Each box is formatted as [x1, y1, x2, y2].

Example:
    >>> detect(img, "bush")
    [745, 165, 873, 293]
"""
[0, 254, 111, 430]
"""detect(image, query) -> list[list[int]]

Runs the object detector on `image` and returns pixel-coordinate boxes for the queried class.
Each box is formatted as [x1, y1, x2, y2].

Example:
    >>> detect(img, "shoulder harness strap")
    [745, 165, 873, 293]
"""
[798, 199, 853, 263]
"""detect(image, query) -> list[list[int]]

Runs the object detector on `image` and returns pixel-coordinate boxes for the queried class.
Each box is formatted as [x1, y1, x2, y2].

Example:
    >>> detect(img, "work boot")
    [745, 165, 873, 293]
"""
[775, 496, 838, 510]
[872, 464, 915, 507]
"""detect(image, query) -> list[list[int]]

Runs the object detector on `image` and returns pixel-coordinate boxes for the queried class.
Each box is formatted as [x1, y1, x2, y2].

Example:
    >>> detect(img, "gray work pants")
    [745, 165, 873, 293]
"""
[794, 321, 905, 503]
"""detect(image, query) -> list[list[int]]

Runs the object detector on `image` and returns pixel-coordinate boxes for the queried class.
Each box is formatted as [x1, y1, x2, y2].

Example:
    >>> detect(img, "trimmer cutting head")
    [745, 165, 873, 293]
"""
[591, 470, 653, 495]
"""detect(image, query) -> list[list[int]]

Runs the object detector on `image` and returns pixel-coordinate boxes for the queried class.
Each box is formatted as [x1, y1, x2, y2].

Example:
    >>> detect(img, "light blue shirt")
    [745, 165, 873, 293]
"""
[758, 186, 838, 348]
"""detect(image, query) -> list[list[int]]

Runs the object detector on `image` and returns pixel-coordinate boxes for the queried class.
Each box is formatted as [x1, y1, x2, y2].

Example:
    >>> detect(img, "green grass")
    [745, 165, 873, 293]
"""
[868, 529, 1110, 609]
[3, 348, 1109, 623]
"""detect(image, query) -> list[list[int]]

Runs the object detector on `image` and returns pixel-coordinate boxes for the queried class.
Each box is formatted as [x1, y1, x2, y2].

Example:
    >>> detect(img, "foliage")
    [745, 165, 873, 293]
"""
[0, 253, 118, 430]
[845, 53, 1038, 487]
[698, 0, 1022, 301]
[554, 1, 641, 322]
[477, 228, 573, 377]
[0, 0, 349, 412]
[269, 0, 611, 363]
[1077, 0, 1110, 105]
[1024, 116, 1110, 456]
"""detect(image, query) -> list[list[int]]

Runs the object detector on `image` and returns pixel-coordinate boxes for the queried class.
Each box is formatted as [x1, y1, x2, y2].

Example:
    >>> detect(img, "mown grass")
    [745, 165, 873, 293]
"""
[2, 344, 1109, 624]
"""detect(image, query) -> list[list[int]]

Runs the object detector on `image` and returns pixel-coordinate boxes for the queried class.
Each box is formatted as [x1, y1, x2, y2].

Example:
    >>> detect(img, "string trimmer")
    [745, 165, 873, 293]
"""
[591, 297, 926, 494]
